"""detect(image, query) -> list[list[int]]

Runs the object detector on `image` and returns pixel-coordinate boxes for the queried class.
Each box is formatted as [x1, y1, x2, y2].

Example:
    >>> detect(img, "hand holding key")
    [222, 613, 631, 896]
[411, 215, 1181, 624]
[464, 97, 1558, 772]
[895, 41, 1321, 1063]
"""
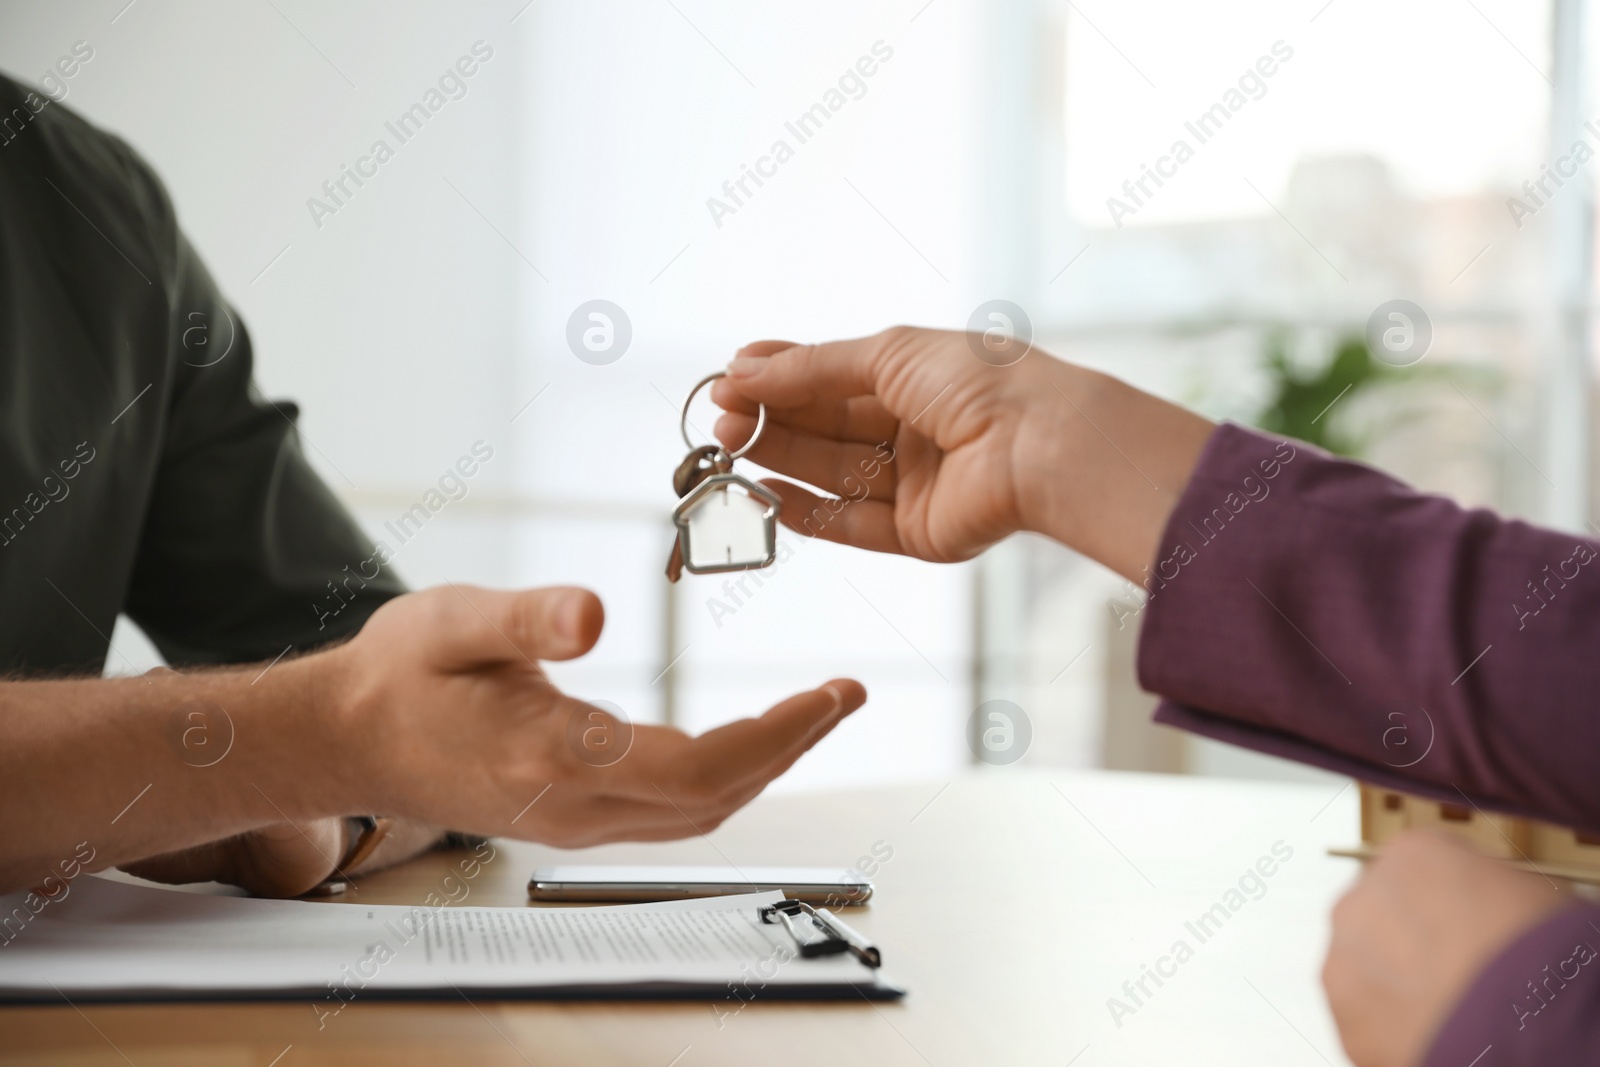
[710, 328, 1215, 580]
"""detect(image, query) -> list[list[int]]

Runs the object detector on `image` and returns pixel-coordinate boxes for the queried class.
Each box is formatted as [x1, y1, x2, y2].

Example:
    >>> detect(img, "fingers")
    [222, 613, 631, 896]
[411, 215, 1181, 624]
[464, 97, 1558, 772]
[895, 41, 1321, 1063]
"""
[735, 339, 802, 360]
[710, 377, 900, 445]
[431, 584, 604, 671]
[762, 478, 907, 555]
[688, 678, 867, 798]
[725, 335, 891, 407]
[714, 413, 898, 501]
[719, 328, 982, 444]
[589, 680, 867, 806]
[496, 680, 867, 849]
[118, 839, 233, 888]
[711, 680, 867, 806]
[515, 791, 734, 848]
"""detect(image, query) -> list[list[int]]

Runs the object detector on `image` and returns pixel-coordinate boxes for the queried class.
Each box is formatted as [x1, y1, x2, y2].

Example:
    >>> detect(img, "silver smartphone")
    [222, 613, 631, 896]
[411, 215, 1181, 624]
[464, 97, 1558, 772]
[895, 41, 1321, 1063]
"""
[528, 865, 873, 905]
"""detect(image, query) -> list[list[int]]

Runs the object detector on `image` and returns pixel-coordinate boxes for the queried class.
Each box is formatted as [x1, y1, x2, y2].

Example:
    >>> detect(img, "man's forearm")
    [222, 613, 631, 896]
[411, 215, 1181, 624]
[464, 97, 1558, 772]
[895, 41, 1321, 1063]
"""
[0, 653, 358, 893]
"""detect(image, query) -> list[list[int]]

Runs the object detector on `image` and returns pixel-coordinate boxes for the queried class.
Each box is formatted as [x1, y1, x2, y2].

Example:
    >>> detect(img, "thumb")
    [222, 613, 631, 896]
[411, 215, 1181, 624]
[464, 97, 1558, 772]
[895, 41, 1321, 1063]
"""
[429, 584, 604, 671]
[724, 333, 891, 407]
[724, 327, 970, 434]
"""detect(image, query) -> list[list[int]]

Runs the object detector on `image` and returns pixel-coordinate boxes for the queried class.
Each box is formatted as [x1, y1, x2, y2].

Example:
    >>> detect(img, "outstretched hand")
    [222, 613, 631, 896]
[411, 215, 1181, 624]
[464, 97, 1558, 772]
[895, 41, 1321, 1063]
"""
[329, 584, 866, 849]
[125, 585, 867, 898]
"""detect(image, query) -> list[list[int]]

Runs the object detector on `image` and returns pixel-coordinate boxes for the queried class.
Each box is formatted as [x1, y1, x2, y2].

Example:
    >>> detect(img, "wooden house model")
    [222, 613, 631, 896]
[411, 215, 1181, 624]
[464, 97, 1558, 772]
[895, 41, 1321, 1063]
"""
[1339, 782, 1600, 886]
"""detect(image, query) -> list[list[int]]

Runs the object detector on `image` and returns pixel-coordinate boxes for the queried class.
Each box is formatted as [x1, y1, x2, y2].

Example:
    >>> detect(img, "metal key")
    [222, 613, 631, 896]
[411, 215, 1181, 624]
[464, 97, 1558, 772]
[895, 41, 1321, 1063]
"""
[673, 444, 724, 499]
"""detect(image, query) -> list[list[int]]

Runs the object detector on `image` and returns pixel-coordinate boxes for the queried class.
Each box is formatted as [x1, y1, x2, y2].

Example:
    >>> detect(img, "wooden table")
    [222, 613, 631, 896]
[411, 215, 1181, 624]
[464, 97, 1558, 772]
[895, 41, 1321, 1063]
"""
[1, 770, 1361, 1066]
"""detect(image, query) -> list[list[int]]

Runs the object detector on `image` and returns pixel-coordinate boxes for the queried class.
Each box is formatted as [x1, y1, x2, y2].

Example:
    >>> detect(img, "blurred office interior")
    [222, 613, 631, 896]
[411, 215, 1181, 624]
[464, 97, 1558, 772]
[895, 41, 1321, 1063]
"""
[1, 0, 1589, 788]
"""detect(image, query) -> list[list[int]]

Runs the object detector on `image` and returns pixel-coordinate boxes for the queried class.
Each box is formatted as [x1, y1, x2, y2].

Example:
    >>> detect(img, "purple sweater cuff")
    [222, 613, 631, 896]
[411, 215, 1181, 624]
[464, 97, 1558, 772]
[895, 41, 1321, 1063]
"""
[1419, 903, 1600, 1067]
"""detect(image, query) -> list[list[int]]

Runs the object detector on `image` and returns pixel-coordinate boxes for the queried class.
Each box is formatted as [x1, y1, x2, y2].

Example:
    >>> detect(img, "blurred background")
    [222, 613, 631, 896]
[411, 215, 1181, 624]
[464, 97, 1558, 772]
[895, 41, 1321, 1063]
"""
[2, 0, 1593, 789]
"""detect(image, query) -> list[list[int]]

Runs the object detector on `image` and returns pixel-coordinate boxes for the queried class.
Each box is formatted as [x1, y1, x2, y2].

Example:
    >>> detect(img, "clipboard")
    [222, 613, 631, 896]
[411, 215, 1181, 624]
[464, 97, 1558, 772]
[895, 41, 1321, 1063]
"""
[0, 876, 905, 1005]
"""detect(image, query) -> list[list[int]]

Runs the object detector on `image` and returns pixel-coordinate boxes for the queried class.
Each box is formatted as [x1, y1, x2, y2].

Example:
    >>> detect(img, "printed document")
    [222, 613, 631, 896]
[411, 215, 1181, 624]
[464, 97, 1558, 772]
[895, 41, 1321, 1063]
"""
[0, 876, 900, 1002]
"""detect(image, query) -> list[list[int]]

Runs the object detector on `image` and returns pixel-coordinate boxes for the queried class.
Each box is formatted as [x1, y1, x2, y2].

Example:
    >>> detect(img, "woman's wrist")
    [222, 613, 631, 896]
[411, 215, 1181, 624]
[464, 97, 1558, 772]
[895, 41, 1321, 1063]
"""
[1014, 359, 1215, 581]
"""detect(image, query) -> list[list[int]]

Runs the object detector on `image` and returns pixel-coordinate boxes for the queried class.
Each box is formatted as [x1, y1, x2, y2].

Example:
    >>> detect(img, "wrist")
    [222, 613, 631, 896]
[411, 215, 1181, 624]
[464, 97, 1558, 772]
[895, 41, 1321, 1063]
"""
[1015, 360, 1215, 581]
[1009, 360, 1105, 543]
[239, 648, 371, 822]
[300, 641, 387, 816]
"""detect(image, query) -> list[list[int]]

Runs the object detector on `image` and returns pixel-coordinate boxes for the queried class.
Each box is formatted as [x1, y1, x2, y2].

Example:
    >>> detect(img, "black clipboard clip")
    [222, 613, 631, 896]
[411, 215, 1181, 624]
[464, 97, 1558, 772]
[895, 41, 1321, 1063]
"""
[758, 898, 882, 969]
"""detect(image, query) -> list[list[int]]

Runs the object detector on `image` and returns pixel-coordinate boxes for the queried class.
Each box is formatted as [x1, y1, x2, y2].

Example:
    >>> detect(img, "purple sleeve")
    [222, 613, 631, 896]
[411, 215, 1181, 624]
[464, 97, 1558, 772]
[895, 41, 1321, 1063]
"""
[1136, 423, 1600, 1066]
[1138, 422, 1600, 834]
[1419, 903, 1600, 1067]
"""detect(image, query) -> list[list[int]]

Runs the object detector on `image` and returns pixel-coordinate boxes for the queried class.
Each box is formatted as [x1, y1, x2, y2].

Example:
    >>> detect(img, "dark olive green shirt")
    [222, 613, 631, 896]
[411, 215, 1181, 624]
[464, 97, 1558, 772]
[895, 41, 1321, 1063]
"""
[0, 73, 402, 674]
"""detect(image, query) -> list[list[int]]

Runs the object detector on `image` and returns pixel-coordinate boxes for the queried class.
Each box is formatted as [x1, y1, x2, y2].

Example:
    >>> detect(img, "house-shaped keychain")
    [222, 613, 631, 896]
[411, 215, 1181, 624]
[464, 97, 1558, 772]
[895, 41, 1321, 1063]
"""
[666, 370, 783, 578]
[672, 472, 781, 574]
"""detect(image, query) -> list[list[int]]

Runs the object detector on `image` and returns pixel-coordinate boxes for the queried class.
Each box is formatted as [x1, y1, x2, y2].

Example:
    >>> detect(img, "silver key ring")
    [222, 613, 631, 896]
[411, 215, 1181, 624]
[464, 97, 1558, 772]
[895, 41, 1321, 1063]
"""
[680, 370, 765, 461]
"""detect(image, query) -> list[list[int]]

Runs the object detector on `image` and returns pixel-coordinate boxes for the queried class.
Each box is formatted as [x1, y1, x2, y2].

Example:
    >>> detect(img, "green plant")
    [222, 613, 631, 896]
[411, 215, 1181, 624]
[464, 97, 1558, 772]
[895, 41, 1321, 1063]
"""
[1255, 334, 1390, 457]
[1254, 332, 1480, 459]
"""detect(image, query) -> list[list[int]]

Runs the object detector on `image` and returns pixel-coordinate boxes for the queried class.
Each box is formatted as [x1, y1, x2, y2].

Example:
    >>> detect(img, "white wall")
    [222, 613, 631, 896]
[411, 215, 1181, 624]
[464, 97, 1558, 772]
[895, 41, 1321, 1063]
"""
[507, 0, 991, 786]
[0, 0, 525, 684]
